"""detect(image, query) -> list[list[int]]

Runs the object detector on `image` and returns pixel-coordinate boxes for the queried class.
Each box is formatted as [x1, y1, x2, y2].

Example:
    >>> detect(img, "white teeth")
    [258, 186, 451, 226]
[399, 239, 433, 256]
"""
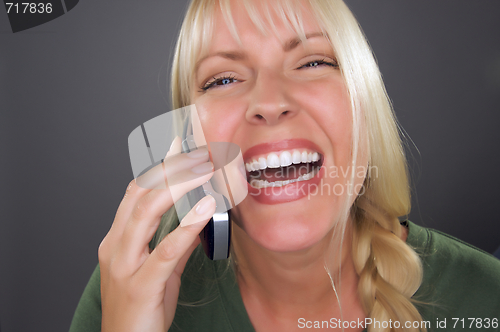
[301, 151, 308, 163]
[249, 167, 319, 188]
[258, 157, 267, 170]
[250, 179, 259, 187]
[279, 151, 292, 167]
[246, 149, 321, 171]
[292, 150, 301, 164]
[267, 153, 280, 168]
[302, 171, 313, 180]
[252, 160, 260, 171]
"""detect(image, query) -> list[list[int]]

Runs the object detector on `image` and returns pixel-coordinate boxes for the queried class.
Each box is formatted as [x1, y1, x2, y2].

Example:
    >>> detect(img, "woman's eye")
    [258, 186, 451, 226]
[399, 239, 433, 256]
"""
[201, 75, 239, 91]
[298, 59, 338, 69]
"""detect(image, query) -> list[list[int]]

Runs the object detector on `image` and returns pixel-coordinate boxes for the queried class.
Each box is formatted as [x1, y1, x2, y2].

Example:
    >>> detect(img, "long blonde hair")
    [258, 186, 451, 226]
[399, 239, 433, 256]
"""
[165, 0, 425, 330]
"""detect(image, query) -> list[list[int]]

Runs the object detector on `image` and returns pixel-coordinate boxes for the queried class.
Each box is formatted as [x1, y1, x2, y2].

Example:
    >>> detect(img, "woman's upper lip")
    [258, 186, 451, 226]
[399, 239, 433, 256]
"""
[242, 138, 323, 162]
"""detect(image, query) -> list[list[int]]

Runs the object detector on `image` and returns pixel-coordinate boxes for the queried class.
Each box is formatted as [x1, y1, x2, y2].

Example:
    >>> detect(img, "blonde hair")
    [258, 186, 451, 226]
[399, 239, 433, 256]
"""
[164, 0, 425, 330]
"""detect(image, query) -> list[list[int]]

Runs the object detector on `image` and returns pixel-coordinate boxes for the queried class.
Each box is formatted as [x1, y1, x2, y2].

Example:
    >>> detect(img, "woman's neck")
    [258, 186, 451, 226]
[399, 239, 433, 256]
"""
[232, 220, 366, 329]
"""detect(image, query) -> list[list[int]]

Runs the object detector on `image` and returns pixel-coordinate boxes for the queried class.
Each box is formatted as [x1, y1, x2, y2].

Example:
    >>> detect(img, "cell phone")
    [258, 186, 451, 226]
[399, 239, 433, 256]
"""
[181, 118, 231, 260]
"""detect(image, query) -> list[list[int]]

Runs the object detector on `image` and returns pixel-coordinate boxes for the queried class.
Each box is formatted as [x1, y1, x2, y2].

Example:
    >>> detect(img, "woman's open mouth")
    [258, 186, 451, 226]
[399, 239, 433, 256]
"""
[242, 139, 326, 204]
[245, 149, 324, 188]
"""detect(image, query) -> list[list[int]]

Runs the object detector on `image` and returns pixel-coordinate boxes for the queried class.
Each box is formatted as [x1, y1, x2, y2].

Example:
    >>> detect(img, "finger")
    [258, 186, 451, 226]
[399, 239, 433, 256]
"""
[110, 148, 210, 239]
[117, 162, 214, 264]
[135, 195, 216, 291]
[115, 137, 183, 223]
[135, 147, 210, 190]
[104, 179, 149, 246]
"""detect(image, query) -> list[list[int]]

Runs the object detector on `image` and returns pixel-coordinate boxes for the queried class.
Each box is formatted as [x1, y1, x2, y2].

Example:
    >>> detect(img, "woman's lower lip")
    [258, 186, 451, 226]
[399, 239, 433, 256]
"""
[246, 166, 325, 205]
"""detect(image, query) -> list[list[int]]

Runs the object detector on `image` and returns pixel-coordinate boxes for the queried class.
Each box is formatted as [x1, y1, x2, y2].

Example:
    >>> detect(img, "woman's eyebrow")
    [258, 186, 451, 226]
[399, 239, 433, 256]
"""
[283, 32, 327, 52]
[196, 51, 247, 71]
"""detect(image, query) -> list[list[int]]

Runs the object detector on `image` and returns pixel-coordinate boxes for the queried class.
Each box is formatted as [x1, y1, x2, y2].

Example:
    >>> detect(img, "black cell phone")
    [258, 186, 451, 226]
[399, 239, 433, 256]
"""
[181, 121, 231, 260]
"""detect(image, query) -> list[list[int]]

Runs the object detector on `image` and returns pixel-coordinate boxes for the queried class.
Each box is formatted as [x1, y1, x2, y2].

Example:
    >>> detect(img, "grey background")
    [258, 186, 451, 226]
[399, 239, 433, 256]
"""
[0, 1, 499, 331]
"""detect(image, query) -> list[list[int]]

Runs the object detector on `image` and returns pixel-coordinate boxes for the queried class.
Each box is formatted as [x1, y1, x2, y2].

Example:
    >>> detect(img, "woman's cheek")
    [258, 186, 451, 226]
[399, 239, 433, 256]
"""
[196, 99, 244, 143]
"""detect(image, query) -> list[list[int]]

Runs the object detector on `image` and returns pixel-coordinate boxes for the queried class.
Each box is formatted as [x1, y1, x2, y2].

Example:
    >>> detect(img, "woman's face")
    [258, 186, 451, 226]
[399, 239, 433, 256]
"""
[191, 1, 367, 252]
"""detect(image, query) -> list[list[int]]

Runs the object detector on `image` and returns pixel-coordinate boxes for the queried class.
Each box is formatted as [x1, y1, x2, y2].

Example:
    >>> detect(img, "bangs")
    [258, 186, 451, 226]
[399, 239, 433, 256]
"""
[198, 0, 315, 59]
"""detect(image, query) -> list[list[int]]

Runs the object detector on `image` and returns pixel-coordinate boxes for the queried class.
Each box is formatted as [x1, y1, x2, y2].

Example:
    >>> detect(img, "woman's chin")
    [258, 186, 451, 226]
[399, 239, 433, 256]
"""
[233, 212, 333, 253]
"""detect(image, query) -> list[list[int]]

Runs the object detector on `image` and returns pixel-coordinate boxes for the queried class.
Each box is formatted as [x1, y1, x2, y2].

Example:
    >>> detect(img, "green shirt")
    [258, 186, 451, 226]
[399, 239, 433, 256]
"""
[69, 221, 500, 331]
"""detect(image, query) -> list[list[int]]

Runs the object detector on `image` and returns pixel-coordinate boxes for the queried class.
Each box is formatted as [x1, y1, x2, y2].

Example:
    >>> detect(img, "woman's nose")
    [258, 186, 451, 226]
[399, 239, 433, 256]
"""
[245, 70, 296, 125]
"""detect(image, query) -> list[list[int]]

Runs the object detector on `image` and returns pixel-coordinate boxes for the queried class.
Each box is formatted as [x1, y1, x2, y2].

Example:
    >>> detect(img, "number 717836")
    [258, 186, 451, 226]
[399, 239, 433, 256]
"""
[5, 3, 53, 14]
[452, 318, 498, 329]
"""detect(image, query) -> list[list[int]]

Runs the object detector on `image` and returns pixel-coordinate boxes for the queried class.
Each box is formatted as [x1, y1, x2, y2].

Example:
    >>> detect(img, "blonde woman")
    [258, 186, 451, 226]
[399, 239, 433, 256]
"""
[70, 0, 500, 331]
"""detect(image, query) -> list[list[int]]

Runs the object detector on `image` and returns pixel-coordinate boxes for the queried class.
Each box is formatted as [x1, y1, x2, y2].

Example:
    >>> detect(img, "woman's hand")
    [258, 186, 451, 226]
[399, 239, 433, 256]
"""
[98, 137, 216, 332]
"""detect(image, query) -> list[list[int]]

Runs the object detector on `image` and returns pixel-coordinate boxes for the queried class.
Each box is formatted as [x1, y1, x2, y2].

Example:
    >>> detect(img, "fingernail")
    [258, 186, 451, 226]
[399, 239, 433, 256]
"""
[166, 136, 181, 158]
[170, 136, 180, 150]
[187, 148, 209, 159]
[195, 195, 215, 215]
[191, 161, 213, 174]
[180, 195, 215, 227]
